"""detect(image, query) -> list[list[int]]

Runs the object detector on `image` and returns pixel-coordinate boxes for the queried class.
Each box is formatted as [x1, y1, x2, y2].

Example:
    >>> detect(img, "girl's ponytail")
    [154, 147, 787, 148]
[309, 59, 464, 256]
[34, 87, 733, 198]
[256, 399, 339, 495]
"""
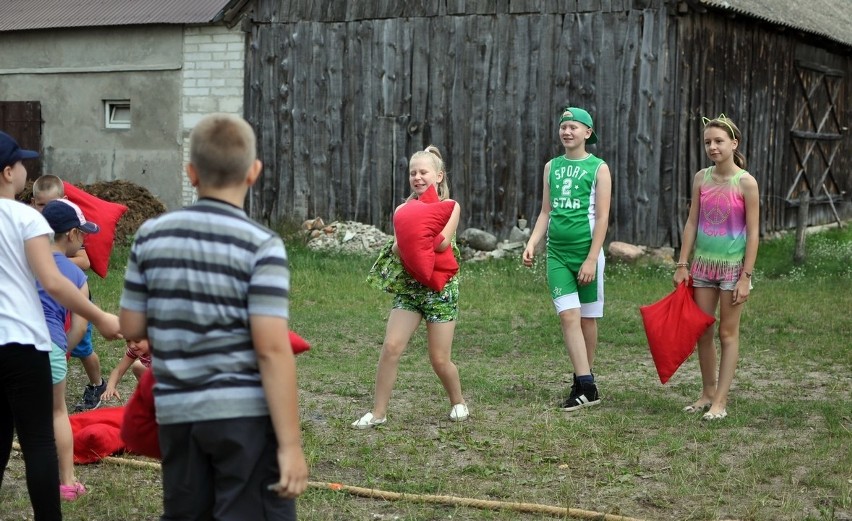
[733, 149, 747, 170]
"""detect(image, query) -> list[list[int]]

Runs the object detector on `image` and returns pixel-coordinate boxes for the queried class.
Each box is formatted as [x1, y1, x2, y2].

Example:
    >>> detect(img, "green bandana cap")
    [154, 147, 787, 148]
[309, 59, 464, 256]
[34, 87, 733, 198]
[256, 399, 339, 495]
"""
[558, 107, 598, 145]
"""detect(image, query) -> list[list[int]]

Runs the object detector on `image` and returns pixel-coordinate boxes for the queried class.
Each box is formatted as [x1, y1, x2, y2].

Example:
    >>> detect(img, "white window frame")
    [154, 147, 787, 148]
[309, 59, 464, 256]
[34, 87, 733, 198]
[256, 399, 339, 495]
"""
[104, 100, 131, 129]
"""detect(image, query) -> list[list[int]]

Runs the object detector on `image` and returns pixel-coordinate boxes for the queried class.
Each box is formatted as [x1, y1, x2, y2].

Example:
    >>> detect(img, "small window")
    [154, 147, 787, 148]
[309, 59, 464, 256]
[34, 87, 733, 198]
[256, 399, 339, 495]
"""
[104, 100, 131, 129]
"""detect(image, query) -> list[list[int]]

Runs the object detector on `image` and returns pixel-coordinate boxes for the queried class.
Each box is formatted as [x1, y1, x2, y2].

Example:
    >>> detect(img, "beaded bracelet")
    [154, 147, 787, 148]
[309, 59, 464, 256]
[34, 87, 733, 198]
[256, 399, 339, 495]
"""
[675, 262, 689, 268]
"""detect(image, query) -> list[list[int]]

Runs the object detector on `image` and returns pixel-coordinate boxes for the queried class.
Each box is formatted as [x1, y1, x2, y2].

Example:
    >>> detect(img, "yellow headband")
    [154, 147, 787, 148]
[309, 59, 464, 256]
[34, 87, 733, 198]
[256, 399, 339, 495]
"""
[702, 113, 737, 138]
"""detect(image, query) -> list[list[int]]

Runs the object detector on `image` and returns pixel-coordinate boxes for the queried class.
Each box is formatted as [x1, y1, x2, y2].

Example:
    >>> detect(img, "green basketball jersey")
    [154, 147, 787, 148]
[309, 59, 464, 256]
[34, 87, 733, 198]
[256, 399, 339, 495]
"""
[546, 153, 605, 251]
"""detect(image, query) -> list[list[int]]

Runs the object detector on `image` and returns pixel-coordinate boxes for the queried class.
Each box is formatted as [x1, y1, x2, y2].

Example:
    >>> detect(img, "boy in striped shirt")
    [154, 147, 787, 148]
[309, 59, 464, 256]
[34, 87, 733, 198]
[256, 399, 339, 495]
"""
[119, 113, 307, 519]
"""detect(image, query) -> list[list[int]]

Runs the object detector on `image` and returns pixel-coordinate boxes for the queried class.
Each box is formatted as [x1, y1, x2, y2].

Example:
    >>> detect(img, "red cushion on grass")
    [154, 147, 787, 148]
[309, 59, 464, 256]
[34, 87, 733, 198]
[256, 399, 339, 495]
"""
[63, 182, 128, 278]
[392, 185, 459, 292]
[639, 281, 716, 384]
[73, 425, 124, 464]
[69, 407, 126, 463]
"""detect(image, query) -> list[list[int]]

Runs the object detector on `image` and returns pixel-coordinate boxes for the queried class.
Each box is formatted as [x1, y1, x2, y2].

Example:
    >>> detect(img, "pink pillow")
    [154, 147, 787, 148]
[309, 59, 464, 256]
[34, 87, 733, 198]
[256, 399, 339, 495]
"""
[430, 247, 459, 292]
[392, 185, 459, 292]
[63, 182, 128, 278]
[418, 183, 440, 204]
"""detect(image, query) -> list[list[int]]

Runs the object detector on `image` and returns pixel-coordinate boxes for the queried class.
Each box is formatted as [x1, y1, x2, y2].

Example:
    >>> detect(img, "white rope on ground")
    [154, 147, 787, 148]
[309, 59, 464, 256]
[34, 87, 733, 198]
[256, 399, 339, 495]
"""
[11, 445, 646, 521]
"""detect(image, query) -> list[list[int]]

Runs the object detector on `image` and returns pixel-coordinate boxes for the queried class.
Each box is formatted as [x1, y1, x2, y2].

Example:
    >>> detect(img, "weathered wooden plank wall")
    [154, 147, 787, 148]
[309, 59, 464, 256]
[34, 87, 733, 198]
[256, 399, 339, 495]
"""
[674, 12, 851, 240]
[247, 0, 675, 243]
[674, 13, 793, 240]
[246, 0, 850, 245]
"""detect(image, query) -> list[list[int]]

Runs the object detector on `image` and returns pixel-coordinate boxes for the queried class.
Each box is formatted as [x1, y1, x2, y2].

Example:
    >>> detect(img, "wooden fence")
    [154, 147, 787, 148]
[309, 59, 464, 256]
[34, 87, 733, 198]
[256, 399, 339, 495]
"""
[245, 0, 850, 246]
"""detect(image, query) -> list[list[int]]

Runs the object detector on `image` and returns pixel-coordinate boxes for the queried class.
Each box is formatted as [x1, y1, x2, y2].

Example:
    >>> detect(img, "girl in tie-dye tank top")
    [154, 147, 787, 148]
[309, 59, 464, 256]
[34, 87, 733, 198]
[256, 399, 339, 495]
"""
[692, 166, 748, 282]
[673, 114, 760, 422]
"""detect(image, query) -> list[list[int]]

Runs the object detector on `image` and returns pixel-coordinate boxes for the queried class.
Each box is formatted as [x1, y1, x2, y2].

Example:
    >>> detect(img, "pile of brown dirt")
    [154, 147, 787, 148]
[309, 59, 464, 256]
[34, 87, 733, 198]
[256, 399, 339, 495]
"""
[82, 181, 167, 243]
[18, 179, 167, 243]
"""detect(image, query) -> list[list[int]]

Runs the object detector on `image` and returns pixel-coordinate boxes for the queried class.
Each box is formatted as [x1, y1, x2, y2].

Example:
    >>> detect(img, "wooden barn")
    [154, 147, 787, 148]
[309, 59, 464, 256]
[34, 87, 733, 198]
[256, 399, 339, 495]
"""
[244, 0, 850, 246]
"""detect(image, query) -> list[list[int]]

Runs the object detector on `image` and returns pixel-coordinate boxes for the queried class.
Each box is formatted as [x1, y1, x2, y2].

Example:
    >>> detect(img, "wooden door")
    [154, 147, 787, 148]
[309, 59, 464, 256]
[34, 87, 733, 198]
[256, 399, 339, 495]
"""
[787, 61, 844, 209]
[0, 101, 43, 180]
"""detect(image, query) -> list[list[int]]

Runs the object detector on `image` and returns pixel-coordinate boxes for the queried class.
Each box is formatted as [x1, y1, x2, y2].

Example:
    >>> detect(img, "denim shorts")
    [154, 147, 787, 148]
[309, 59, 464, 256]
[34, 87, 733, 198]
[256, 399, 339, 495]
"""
[692, 276, 753, 292]
[69, 322, 94, 358]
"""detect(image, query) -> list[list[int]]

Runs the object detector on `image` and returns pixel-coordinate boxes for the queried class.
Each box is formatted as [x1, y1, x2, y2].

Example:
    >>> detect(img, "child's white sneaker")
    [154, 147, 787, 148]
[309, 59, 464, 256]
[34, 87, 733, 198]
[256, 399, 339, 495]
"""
[449, 403, 469, 422]
[351, 412, 386, 429]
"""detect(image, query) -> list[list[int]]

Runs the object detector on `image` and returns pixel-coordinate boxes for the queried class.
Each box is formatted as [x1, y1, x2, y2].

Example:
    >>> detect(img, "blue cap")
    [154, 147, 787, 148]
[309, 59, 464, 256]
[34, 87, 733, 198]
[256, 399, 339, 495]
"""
[0, 131, 39, 169]
[42, 199, 100, 234]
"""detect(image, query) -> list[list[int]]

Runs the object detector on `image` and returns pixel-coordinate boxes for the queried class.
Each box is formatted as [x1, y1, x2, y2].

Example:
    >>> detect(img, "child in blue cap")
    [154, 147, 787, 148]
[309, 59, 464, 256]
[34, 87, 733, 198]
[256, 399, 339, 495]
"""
[0, 131, 121, 518]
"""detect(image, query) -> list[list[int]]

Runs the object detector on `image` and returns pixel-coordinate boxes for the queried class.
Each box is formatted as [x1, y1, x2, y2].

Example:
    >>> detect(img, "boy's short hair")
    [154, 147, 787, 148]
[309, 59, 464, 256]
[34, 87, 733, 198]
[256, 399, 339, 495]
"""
[32, 174, 65, 197]
[189, 113, 257, 188]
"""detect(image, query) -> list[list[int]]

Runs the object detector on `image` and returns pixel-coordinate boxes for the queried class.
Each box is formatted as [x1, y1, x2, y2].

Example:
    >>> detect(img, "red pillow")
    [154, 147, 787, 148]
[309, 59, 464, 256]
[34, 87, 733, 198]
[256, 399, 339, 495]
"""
[289, 330, 310, 355]
[73, 425, 124, 464]
[63, 182, 128, 278]
[393, 185, 459, 292]
[639, 281, 716, 384]
[69, 406, 126, 463]
[122, 369, 160, 459]
[430, 248, 458, 291]
[418, 183, 440, 204]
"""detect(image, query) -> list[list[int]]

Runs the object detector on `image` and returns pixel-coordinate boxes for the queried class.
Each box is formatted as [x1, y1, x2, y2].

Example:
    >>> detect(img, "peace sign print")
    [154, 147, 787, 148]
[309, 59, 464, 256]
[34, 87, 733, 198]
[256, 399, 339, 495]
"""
[702, 191, 731, 235]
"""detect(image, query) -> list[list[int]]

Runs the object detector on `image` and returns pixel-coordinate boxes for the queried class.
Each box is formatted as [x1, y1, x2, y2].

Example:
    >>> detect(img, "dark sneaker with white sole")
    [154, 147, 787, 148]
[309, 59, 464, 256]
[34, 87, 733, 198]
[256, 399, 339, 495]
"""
[560, 381, 600, 412]
[74, 379, 107, 412]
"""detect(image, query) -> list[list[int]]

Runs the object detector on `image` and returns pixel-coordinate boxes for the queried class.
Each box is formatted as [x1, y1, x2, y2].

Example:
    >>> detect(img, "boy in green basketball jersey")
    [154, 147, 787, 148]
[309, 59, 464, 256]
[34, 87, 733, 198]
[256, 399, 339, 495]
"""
[523, 107, 612, 411]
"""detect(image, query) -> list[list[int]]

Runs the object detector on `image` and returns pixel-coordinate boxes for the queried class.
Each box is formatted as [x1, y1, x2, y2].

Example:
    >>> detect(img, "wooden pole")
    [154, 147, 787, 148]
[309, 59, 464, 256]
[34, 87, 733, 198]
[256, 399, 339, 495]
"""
[10, 445, 646, 521]
[793, 191, 809, 265]
[313, 481, 646, 521]
[822, 183, 844, 228]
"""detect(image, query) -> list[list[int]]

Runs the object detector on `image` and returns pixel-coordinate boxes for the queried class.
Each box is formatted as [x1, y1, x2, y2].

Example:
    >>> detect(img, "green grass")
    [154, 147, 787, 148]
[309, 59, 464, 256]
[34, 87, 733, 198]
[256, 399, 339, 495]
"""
[756, 226, 852, 279]
[2, 225, 850, 520]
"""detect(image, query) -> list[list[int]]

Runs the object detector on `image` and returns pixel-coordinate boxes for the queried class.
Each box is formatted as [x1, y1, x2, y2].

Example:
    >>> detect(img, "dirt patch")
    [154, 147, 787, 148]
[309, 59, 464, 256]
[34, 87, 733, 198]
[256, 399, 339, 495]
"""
[18, 179, 167, 242]
[81, 181, 167, 243]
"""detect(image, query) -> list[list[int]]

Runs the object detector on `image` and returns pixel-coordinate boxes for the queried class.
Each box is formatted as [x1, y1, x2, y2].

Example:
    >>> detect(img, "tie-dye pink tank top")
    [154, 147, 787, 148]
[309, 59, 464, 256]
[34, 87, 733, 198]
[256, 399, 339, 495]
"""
[691, 167, 748, 283]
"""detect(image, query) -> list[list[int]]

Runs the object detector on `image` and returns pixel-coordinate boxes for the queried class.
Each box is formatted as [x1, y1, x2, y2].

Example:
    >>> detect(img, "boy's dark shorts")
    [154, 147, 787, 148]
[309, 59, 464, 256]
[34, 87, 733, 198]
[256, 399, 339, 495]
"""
[159, 415, 296, 521]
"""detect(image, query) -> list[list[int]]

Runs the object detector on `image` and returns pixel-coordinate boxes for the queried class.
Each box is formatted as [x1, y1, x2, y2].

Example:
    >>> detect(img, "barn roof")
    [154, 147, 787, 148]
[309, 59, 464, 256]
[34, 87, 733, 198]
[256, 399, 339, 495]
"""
[699, 0, 852, 48]
[0, 0, 247, 32]
[1, 0, 849, 49]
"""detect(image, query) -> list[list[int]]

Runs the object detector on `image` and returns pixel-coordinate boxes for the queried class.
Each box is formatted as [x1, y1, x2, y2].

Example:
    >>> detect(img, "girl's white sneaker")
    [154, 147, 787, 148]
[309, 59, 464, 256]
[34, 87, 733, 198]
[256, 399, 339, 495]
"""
[449, 403, 469, 422]
[351, 412, 386, 429]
